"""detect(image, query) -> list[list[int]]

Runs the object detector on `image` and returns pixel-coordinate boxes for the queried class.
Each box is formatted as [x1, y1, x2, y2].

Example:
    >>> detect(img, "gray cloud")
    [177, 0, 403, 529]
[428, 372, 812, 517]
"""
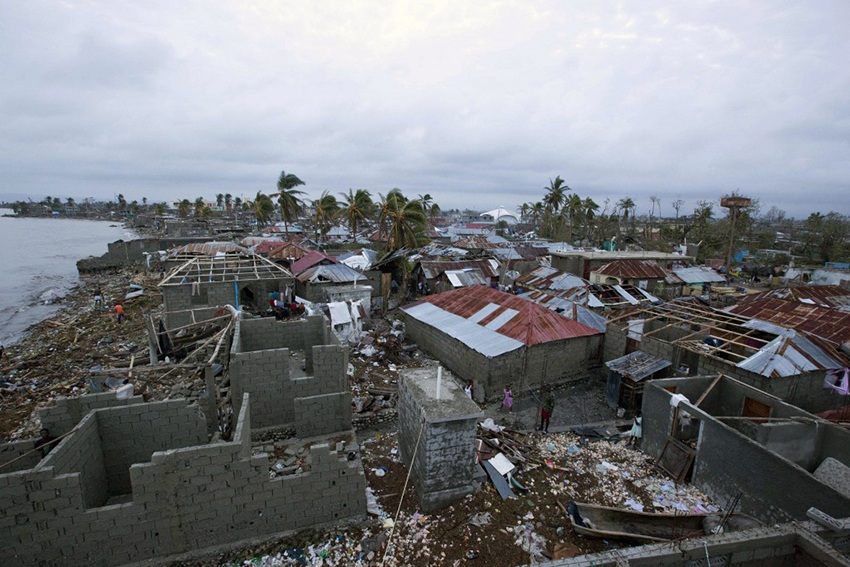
[1, 1, 848, 219]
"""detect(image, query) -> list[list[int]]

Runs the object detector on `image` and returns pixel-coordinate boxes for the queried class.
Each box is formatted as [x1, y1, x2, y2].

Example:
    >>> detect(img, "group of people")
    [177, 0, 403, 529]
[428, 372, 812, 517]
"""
[269, 290, 303, 320]
[463, 381, 556, 434]
[93, 289, 127, 323]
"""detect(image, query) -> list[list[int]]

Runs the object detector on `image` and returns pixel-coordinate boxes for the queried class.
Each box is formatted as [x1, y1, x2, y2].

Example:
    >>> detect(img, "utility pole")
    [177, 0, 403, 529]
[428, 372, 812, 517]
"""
[721, 195, 752, 269]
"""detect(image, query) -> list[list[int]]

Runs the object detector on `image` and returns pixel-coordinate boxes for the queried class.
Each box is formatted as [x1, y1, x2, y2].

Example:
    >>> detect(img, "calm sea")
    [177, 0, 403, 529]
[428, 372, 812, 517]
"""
[0, 209, 135, 346]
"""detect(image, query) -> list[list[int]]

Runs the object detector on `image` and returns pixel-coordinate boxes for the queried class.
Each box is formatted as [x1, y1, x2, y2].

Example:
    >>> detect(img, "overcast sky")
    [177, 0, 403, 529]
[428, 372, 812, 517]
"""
[1, 1, 848, 219]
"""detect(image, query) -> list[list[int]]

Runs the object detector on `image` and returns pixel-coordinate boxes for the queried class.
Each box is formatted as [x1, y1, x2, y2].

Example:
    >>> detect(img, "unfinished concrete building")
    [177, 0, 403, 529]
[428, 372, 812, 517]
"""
[398, 367, 483, 511]
[604, 298, 849, 413]
[641, 374, 850, 524]
[402, 286, 604, 402]
[1, 313, 366, 566]
[228, 315, 352, 434]
[160, 254, 293, 328]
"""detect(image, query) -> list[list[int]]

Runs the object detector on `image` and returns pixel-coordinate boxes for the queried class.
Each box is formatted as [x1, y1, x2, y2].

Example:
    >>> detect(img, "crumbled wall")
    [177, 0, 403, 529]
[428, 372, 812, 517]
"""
[641, 378, 850, 525]
[0, 395, 366, 567]
[229, 318, 350, 432]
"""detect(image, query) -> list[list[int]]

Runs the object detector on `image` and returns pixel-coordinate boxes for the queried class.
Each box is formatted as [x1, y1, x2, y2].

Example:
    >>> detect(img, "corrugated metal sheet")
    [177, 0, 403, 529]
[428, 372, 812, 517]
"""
[516, 266, 588, 291]
[606, 351, 672, 382]
[295, 263, 364, 283]
[403, 302, 524, 357]
[169, 242, 251, 257]
[594, 259, 668, 279]
[728, 297, 850, 344]
[739, 285, 850, 309]
[519, 290, 608, 332]
[672, 267, 727, 284]
[419, 260, 500, 280]
[403, 285, 602, 348]
[444, 268, 489, 288]
[290, 250, 338, 274]
[736, 329, 843, 377]
[613, 285, 639, 305]
[266, 241, 311, 260]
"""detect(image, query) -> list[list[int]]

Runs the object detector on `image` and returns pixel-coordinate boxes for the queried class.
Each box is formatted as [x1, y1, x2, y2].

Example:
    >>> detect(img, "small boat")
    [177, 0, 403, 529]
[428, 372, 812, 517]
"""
[567, 501, 759, 544]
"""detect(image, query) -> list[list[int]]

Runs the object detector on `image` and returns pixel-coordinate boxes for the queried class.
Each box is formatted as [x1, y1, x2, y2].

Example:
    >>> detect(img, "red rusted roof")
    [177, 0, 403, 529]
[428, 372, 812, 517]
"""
[413, 285, 602, 345]
[264, 240, 312, 260]
[252, 239, 286, 255]
[728, 297, 850, 345]
[290, 250, 337, 274]
[739, 285, 850, 309]
[594, 259, 668, 280]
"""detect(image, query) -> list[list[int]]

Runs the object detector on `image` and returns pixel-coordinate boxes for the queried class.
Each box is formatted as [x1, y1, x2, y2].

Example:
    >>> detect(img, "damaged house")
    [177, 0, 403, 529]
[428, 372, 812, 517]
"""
[604, 298, 849, 414]
[401, 285, 604, 402]
[0, 315, 366, 566]
[159, 254, 294, 328]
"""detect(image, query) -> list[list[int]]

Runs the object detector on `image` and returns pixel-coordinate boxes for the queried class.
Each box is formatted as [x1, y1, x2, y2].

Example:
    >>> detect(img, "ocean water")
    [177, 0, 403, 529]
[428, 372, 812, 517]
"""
[0, 209, 134, 346]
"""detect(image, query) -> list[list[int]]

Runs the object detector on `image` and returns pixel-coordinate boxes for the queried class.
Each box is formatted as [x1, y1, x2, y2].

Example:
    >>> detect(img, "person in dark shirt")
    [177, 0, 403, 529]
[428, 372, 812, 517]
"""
[34, 428, 57, 458]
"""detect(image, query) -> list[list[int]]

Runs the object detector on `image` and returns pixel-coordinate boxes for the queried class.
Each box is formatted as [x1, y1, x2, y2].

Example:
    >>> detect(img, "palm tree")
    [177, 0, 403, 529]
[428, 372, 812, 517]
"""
[251, 191, 275, 227]
[224, 193, 233, 212]
[177, 199, 191, 218]
[565, 193, 583, 242]
[234, 196, 243, 210]
[194, 197, 207, 217]
[153, 202, 167, 215]
[312, 191, 339, 241]
[65, 197, 75, 209]
[543, 177, 568, 213]
[582, 197, 600, 242]
[216, 193, 224, 209]
[274, 170, 306, 235]
[531, 202, 544, 231]
[117, 194, 127, 211]
[378, 189, 428, 252]
[340, 188, 374, 239]
[617, 197, 636, 220]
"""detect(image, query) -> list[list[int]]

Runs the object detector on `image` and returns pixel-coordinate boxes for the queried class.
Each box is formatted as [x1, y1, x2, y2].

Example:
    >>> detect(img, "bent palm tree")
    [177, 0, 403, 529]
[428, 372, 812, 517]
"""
[252, 191, 275, 227]
[378, 189, 428, 252]
[312, 191, 339, 241]
[340, 188, 374, 239]
[274, 170, 306, 235]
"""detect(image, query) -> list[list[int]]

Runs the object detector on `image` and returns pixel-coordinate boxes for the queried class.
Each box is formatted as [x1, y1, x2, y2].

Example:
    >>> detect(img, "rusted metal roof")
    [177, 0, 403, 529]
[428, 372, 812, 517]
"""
[404, 285, 602, 349]
[417, 259, 500, 280]
[519, 289, 608, 332]
[516, 266, 589, 292]
[265, 240, 312, 260]
[739, 285, 850, 309]
[290, 250, 338, 275]
[594, 259, 668, 280]
[728, 297, 850, 345]
[168, 241, 251, 257]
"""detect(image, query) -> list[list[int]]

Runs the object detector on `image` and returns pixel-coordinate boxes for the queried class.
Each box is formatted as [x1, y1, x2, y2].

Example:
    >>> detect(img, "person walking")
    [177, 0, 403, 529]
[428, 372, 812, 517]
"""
[464, 380, 473, 400]
[114, 303, 126, 323]
[501, 384, 513, 412]
[539, 386, 555, 433]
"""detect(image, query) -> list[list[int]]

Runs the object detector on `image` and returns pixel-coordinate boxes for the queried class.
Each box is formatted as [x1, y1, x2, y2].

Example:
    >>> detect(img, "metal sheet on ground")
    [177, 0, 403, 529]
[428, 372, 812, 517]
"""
[482, 460, 515, 500]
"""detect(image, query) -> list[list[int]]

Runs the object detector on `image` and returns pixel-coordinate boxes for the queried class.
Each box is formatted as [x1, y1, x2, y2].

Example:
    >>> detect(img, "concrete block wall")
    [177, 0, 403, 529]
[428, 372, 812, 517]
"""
[602, 324, 628, 362]
[697, 356, 844, 413]
[641, 378, 850, 525]
[541, 523, 850, 566]
[1, 394, 367, 567]
[0, 439, 44, 473]
[163, 277, 292, 328]
[38, 412, 108, 509]
[405, 315, 597, 401]
[230, 347, 291, 429]
[39, 393, 145, 437]
[96, 400, 208, 496]
[294, 392, 352, 437]
[230, 319, 351, 433]
[398, 368, 482, 512]
[235, 315, 326, 372]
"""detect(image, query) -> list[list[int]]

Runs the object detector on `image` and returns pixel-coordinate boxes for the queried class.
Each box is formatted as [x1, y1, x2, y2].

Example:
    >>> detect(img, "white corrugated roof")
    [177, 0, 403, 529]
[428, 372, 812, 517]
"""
[673, 267, 727, 284]
[403, 302, 524, 357]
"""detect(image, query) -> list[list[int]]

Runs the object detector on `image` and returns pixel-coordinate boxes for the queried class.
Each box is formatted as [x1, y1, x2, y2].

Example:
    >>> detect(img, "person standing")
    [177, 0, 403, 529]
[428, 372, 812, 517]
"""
[114, 303, 126, 323]
[501, 384, 513, 412]
[464, 380, 473, 400]
[539, 386, 555, 433]
[93, 289, 102, 309]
